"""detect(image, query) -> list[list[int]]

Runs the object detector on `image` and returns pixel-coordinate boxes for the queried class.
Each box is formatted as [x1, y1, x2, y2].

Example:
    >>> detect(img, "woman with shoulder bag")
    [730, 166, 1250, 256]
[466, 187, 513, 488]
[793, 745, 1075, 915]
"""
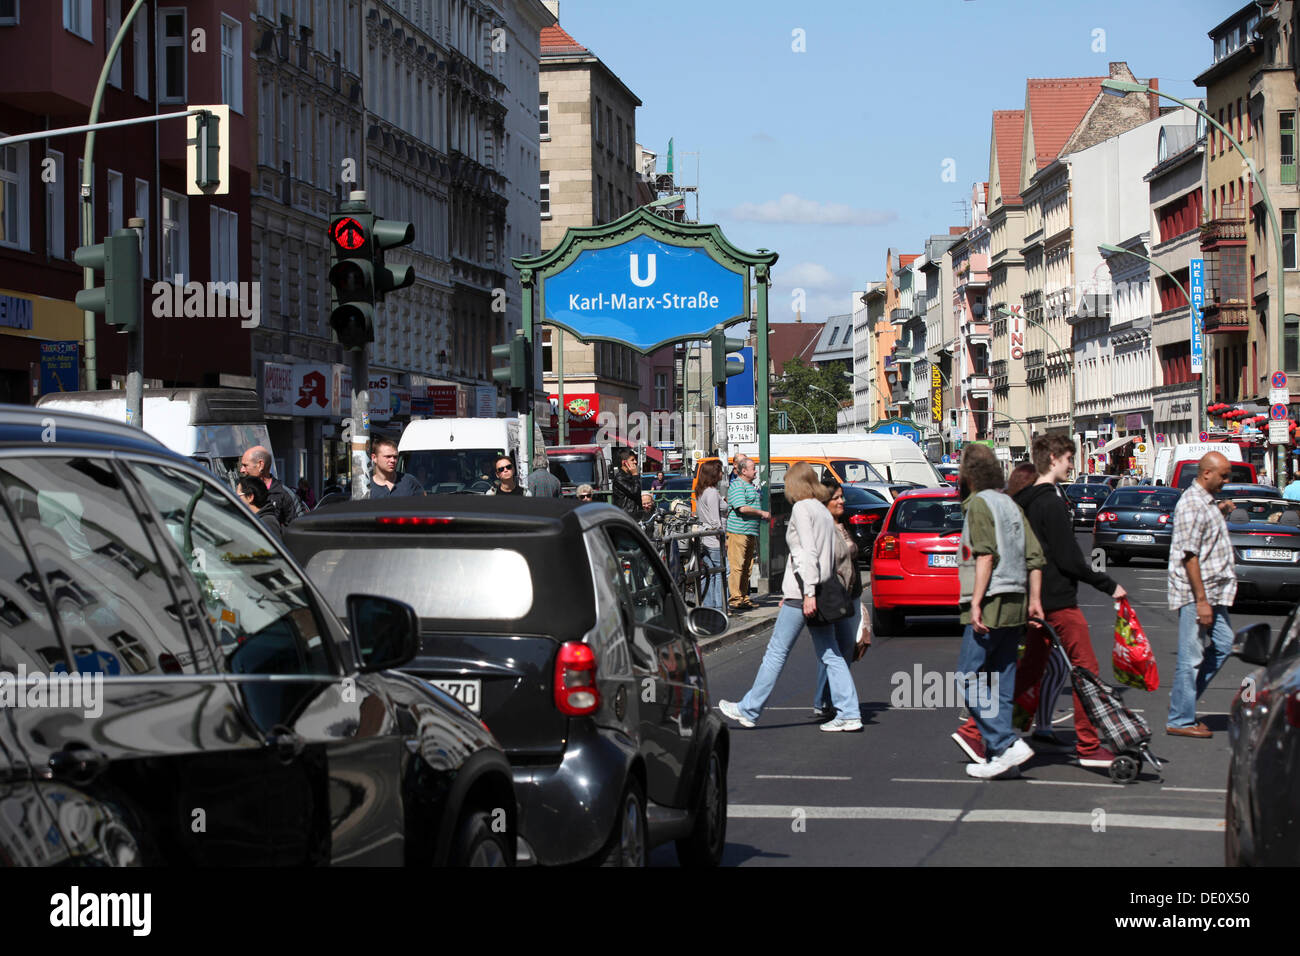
[718, 462, 863, 732]
[812, 481, 867, 720]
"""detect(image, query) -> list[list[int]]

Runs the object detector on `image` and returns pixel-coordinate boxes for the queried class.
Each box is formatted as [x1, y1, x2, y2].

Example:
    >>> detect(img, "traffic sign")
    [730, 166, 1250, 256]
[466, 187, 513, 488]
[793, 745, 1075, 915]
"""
[1155, 433, 1165, 443]
[1271, 420, 1290, 444]
[1272, 403, 1288, 421]
[331, 216, 367, 251]
[1135, 442, 1148, 454]
[1199, 431, 1208, 442]
[1273, 370, 1288, 390]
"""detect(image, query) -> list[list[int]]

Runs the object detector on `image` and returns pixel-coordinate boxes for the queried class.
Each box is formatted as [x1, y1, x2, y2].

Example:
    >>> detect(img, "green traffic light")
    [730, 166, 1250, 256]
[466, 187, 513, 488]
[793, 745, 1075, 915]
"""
[74, 229, 141, 331]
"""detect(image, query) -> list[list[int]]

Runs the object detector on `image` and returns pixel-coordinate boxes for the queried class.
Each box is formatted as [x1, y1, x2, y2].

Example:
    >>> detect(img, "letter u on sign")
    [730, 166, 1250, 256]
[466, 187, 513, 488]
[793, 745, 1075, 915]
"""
[629, 254, 656, 287]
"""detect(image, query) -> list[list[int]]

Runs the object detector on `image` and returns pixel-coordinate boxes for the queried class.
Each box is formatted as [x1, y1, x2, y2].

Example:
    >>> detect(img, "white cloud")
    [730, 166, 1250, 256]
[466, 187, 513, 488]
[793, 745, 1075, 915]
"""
[780, 261, 838, 289]
[723, 193, 897, 226]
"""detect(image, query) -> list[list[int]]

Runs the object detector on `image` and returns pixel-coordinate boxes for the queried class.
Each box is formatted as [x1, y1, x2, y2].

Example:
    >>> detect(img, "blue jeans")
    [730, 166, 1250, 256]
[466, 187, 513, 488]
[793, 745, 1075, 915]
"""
[1167, 603, 1234, 728]
[738, 602, 861, 722]
[814, 603, 862, 711]
[955, 623, 1020, 757]
[701, 543, 725, 612]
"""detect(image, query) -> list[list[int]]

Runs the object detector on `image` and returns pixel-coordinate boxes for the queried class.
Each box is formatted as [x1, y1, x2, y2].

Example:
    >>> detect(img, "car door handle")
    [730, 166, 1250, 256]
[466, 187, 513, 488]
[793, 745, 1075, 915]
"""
[47, 747, 109, 784]
[265, 728, 305, 763]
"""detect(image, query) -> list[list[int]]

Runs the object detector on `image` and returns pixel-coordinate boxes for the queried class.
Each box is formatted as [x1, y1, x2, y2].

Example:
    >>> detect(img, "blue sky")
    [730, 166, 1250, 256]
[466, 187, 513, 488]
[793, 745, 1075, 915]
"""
[552, 0, 1237, 324]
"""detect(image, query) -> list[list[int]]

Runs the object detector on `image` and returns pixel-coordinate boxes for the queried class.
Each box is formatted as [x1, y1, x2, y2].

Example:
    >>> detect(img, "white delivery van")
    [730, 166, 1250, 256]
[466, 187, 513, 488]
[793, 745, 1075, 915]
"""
[35, 388, 272, 485]
[756, 433, 945, 487]
[1154, 442, 1242, 484]
[397, 417, 547, 493]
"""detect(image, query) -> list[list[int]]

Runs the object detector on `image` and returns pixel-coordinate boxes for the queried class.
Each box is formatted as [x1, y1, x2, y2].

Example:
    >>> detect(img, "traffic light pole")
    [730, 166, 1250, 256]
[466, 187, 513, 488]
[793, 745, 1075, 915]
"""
[350, 350, 371, 501]
[126, 218, 146, 427]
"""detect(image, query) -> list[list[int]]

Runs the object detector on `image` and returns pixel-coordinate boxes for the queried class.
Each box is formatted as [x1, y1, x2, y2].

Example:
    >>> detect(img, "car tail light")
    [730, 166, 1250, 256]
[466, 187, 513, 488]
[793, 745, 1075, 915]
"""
[849, 514, 880, 526]
[875, 534, 899, 558]
[554, 641, 600, 716]
[1097, 512, 1118, 522]
[377, 516, 455, 526]
[1158, 513, 1170, 524]
[1287, 689, 1300, 729]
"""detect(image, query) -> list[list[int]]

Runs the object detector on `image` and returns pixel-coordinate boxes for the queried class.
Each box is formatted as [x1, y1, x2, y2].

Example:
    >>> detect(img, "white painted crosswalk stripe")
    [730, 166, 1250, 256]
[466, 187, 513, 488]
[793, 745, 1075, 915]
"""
[756, 774, 852, 781]
[728, 805, 1224, 832]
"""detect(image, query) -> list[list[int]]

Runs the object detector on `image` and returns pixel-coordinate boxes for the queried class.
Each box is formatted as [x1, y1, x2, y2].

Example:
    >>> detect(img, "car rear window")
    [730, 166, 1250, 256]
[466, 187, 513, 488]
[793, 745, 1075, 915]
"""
[552, 457, 598, 485]
[1173, 463, 1254, 489]
[1065, 484, 1104, 500]
[1107, 490, 1181, 509]
[888, 497, 962, 534]
[304, 547, 534, 620]
[843, 485, 885, 506]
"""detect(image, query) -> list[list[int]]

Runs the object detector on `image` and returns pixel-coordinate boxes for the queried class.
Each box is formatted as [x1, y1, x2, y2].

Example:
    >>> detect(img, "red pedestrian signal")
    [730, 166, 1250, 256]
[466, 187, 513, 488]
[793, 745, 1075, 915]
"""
[331, 216, 367, 251]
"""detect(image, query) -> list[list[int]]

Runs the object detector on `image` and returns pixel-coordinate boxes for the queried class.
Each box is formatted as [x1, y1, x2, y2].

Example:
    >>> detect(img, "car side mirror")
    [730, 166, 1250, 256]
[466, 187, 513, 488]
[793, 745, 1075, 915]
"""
[347, 594, 420, 673]
[688, 606, 728, 639]
[1232, 622, 1272, 667]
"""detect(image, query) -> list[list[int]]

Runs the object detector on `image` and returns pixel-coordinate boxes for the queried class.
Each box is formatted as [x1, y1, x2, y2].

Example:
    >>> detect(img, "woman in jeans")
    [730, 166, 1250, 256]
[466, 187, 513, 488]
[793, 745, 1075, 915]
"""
[812, 482, 864, 720]
[718, 462, 863, 732]
[693, 460, 728, 612]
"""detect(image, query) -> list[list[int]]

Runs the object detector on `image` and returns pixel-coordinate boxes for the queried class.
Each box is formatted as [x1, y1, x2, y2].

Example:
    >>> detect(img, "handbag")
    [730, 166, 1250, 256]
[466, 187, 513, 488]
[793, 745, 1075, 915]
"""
[795, 570, 854, 625]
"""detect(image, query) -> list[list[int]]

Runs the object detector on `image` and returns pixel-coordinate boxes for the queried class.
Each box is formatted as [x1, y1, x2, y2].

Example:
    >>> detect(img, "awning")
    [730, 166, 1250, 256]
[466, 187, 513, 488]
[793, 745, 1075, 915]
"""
[1098, 435, 1136, 455]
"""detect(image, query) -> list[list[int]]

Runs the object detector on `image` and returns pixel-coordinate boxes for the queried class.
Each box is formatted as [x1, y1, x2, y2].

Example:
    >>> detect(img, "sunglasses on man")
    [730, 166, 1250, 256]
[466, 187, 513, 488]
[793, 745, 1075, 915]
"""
[496, 464, 513, 474]
[578, 493, 593, 500]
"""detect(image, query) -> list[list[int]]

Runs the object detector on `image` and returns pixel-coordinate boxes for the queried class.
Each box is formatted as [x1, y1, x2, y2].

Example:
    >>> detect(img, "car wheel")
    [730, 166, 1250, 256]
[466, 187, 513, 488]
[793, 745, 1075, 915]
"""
[675, 747, 727, 866]
[452, 809, 513, 867]
[594, 778, 647, 867]
[871, 605, 900, 636]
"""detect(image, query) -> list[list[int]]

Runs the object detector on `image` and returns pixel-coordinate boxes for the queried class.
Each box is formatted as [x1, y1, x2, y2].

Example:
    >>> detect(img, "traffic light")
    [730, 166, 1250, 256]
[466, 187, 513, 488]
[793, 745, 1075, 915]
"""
[711, 328, 746, 387]
[492, 330, 532, 412]
[372, 219, 415, 298]
[75, 228, 141, 332]
[186, 105, 229, 195]
[328, 206, 375, 351]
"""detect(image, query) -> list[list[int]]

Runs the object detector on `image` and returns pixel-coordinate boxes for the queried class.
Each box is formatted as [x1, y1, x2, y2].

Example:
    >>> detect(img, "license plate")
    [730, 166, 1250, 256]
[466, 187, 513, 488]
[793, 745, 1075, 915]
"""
[1119, 534, 1154, 543]
[928, 553, 957, 568]
[429, 679, 482, 713]
[1243, 548, 1296, 562]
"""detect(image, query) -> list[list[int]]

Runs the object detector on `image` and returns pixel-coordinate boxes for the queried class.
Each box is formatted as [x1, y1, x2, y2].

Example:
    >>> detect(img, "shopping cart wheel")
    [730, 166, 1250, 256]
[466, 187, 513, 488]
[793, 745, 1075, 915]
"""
[1109, 754, 1140, 783]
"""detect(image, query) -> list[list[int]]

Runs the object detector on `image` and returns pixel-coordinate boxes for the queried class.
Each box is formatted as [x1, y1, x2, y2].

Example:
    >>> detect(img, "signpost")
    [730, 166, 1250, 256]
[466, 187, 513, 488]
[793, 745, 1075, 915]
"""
[1189, 259, 1205, 373]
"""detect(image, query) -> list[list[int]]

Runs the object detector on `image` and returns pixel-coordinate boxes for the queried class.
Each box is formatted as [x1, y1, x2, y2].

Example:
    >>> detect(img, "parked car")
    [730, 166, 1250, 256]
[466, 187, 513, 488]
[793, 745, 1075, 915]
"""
[868, 487, 963, 635]
[1221, 497, 1300, 605]
[1082, 475, 1120, 489]
[1217, 483, 1281, 500]
[839, 483, 892, 565]
[935, 464, 959, 487]
[1063, 482, 1110, 529]
[547, 444, 609, 496]
[1171, 459, 1258, 489]
[0, 406, 516, 867]
[1225, 611, 1300, 865]
[1091, 487, 1182, 565]
[283, 496, 730, 867]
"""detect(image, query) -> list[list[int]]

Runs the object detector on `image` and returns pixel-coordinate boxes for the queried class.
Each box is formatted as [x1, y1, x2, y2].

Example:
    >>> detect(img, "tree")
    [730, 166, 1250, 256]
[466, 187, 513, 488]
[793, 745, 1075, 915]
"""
[770, 357, 852, 434]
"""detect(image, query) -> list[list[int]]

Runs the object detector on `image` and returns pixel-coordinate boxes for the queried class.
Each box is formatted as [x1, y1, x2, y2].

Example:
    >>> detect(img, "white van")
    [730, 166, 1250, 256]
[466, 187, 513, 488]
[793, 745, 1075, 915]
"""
[397, 417, 547, 493]
[753, 433, 945, 487]
[1154, 442, 1242, 484]
[35, 388, 271, 485]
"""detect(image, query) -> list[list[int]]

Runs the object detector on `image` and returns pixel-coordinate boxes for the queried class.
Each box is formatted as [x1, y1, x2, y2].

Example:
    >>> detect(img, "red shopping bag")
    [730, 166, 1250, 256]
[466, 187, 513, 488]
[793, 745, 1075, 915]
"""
[1112, 597, 1159, 691]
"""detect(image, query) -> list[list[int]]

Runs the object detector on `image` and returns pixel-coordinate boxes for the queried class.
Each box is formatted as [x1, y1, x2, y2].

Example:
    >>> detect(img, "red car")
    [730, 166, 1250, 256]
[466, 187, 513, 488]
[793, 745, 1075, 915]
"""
[869, 487, 963, 635]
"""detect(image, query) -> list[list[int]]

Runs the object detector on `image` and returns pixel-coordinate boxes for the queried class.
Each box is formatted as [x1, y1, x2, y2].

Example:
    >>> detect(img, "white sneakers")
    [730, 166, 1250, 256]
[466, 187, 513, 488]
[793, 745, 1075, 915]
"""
[965, 738, 1033, 778]
[819, 717, 863, 732]
[717, 700, 754, 728]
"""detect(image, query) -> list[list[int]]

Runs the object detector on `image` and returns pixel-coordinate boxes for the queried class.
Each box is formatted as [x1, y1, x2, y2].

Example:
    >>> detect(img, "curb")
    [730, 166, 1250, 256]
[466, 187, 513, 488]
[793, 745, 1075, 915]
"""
[699, 603, 781, 655]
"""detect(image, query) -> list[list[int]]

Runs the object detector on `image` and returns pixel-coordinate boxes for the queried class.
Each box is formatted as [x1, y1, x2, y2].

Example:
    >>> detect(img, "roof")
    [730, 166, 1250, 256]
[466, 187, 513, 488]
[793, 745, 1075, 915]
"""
[992, 110, 1026, 205]
[768, 322, 825, 372]
[898, 254, 921, 267]
[1026, 77, 1109, 167]
[812, 313, 855, 359]
[540, 24, 589, 56]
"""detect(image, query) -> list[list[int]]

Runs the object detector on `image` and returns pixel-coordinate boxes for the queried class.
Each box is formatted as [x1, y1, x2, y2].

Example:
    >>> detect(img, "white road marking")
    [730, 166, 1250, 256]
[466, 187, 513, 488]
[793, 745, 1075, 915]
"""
[728, 805, 1224, 832]
[892, 777, 1124, 790]
[756, 774, 852, 781]
[1163, 787, 1228, 794]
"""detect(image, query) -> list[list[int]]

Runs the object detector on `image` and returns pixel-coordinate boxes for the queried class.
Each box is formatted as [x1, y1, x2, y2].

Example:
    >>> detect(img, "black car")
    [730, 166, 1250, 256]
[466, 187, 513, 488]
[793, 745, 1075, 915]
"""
[1225, 612, 1300, 865]
[1091, 487, 1182, 565]
[839, 483, 891, 565]
[1063, 482, 1108, 529]
[1222, 497, 1300, 604]
[0, 406, 516, 866]
[284, 497, 730, 867]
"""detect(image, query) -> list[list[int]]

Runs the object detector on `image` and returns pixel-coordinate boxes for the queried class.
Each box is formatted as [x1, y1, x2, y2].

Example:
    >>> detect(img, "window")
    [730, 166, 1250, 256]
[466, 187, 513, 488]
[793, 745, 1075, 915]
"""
[1289, 316, 1300, 373]
[540, 170, 549, 217]
[106, 170, 123, 235]
[542, 328, 552, 372]
[46, 150, 64, 259]
[210, 207, 237, 286]
[134, 180, 149, 278]
[0, 1, 17, 26]
[161, 190, 187, 283]
[605, 525, 681, 639]
[106, 0, 122, 87]
[1285, 210, 1297, 270]
[0, 138, 29, 250]
[220, 16, 242, 113]
[539, 91, 548, 138]
[158, 7, 187, 103]
[63, 0, 90, 40]
[132, 8, 148, 98]
[595, 174, 603, 221]
[0, 457, 207, 676]
[654, 372, 668, 409]
[1283, 113, 1296, 186]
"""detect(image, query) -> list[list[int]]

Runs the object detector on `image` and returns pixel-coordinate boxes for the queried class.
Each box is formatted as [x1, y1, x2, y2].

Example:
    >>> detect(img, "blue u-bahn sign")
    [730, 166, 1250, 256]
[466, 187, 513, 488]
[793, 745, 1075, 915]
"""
[870, 418, 922, 443]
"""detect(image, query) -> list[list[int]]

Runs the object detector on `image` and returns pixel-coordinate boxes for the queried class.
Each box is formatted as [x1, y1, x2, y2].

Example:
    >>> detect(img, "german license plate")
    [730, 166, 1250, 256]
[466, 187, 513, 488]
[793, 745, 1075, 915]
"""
[429, 679, 482, 713]
[1244, 548, 1295, 562]
[928, 553, 957, 568]
[1119, 534, 1154, 543]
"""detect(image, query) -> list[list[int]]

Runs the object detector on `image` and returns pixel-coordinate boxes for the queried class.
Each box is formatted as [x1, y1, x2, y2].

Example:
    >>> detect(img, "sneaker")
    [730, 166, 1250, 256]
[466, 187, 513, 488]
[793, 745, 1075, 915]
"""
[717, 699, 754, 728]
[810, 707, 833, 722]
[966, 739, 1034, 779]
[951, 720, 985, 763]
[1076, 746, 1116, 768]
[819, 717, 863, 732]
[1029, 731, 1072, 753]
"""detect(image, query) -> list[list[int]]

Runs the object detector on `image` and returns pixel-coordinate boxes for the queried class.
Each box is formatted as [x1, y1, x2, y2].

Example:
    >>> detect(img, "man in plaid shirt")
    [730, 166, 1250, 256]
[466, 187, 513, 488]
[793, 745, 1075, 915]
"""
[1166, 452, 1237, 737]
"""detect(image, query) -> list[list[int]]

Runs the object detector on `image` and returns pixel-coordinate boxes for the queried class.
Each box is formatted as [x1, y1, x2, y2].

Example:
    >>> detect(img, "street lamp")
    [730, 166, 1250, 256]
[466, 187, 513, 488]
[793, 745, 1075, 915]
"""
[776, 396, 822, 432]
[1101, 78, 1290, 490]
[807, 380, 851, 432]
[841, 369, 883, 431]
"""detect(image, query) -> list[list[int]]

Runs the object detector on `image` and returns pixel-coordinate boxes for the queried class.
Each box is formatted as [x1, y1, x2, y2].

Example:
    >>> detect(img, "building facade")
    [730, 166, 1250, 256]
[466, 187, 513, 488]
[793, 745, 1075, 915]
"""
[988, 110, 1028, 465]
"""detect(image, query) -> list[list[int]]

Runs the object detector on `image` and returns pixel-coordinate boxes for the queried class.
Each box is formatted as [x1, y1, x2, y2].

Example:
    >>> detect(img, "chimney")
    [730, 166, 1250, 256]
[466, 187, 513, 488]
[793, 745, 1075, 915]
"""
[796, 310, 802, 323]
[1148, 77, 1161, 120]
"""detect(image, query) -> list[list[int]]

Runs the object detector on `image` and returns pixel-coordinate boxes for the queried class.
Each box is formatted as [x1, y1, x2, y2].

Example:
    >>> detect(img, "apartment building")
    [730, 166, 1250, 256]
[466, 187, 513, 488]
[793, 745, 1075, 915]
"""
[988, 109, 1028, 464]
[0, 0, 253, 403]
[919, 233, 959, 459]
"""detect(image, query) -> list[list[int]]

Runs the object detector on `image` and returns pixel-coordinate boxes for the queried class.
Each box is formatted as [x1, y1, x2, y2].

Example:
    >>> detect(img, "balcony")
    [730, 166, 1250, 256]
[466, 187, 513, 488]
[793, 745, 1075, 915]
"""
[893, 344, 916, 363]
[1202, 302, 1250, 333]
[1070, 293, 1111, 323]
[890, 307, 911, 325]
[991, 359, 1008, 378]
[1024, 349, 1045, 369]
[1200, 203, 1246, 245]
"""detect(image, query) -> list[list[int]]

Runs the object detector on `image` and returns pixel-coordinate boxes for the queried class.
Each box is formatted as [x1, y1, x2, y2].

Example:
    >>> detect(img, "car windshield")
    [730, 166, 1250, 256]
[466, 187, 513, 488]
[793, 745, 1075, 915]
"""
[1107, 489, 1182, 510]
[830, 459, 884, 483]
[551, 457, 598, 485]
[1065, 484, 1104, 500]
[1225, 499, 1300, 526]
[397, 448, 505, 493]
[888, 497, 962, 534]
[885, 460, 943, 485]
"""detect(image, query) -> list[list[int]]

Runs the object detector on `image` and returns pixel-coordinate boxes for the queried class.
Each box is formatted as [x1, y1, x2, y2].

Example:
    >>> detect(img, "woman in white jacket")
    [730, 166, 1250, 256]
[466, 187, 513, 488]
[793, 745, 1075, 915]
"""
[719, 462, 863, 732]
